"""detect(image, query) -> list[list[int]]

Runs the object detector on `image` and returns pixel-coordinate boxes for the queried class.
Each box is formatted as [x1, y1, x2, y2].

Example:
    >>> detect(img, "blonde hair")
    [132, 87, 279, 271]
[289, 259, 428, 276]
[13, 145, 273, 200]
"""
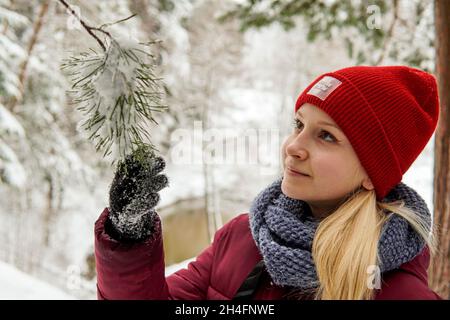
[311, 187, 437, 300]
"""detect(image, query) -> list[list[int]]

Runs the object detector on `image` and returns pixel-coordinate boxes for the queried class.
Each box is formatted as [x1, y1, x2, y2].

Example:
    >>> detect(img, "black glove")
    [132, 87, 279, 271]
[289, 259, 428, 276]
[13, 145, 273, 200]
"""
[105, 147, 169, 243]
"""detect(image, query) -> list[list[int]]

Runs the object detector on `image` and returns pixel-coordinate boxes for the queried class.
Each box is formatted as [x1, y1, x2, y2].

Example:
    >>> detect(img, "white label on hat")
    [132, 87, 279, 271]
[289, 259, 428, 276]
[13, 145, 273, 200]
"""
[307, 76, 342, 101]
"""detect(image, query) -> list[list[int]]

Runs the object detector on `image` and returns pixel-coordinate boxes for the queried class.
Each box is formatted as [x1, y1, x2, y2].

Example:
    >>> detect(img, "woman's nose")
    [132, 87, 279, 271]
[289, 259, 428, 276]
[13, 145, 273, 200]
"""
[286, 133, 309, 159]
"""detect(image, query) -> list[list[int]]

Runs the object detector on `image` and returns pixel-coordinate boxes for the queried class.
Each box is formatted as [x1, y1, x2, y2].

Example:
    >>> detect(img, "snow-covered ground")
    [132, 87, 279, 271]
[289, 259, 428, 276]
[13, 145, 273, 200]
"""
[0, 257, 194, 300]
[0, 261, 76, 300]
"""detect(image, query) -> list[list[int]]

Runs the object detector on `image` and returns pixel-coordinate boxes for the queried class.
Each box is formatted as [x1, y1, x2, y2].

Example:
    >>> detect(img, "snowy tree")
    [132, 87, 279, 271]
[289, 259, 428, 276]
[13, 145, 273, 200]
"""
[0, 0, 177, 298]
[222, 0, 435, 70]
[0, 1, 28, 187]
[0, 1, 111, 295]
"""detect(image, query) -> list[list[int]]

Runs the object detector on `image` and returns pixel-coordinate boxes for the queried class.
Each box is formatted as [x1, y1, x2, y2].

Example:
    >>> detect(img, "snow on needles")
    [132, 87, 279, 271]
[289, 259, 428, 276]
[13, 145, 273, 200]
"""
[63, 36, 164, 161]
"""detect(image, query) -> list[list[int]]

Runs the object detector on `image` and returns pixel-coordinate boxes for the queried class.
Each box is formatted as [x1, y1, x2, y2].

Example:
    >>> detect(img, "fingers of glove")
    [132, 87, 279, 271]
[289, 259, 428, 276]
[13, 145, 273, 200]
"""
[148, 174, 169, 192]
[109, 153, 166, 215]
[109, 175, 138, 214]
[111, 156, 154, 193]
[148, 192, 161, 208]
[134, 191, 161, 209]
[116, 150, 151, 180]
[149, 156, 166, 176]
[111, 190, 159, 219]
[124, 194, 158, 217]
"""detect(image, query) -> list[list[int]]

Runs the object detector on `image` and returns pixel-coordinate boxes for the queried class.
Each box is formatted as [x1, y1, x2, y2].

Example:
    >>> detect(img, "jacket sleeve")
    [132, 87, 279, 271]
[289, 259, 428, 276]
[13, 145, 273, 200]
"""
[376, 271, 443, 300]
[95, 207, 223, 300]
[95, 208, 169, 300]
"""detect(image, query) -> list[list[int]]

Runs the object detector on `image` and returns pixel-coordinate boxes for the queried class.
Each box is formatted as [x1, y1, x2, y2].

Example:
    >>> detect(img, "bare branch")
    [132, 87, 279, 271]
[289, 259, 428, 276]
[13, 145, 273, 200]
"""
[57, 0, 110, 52]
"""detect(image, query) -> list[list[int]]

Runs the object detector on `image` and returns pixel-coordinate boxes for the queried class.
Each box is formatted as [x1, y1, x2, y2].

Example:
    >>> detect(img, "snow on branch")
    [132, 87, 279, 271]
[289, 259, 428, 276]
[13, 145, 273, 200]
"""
[0, 6, 30, 27]
[60, 1, 167, 163]
[0, 140, 26, 188]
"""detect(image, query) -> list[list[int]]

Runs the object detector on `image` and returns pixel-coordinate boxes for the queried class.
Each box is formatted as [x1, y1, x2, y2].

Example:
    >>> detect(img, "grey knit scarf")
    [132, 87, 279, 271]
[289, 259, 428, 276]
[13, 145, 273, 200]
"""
[249, 177, 431, 290]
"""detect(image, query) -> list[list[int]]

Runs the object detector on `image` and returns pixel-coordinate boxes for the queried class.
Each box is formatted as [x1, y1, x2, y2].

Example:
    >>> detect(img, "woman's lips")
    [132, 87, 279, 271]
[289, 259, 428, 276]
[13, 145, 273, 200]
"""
[286, 167, 310, 177]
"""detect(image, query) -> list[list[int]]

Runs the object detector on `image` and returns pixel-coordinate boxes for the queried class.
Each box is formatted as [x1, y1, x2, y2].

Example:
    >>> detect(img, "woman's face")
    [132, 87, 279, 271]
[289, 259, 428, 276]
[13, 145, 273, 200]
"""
[281, 103, 373, 218]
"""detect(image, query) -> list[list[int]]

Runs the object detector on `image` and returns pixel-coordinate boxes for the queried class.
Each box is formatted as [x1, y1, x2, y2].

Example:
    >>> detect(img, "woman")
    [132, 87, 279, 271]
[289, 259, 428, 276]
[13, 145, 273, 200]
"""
[95, 65, 442, 300]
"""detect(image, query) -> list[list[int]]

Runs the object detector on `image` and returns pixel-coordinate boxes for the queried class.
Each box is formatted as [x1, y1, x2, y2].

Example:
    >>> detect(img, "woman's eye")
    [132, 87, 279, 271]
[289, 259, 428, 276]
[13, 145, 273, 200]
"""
[320, 131, 336, 142]
[292, 119, 336, 143]
[293, 119, 303, 130]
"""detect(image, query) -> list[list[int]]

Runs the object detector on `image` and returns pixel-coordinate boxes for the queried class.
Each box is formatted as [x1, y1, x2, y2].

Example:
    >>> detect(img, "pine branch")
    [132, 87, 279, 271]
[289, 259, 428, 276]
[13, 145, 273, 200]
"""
[61, 39, 168, 162]
[98, 13, 137, 30]
[59, 2, 168, 163]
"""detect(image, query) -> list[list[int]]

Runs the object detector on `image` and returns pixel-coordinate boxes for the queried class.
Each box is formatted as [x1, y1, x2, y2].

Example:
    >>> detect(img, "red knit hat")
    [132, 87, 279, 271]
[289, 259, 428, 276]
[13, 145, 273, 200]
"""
[295, 65, 439, 201]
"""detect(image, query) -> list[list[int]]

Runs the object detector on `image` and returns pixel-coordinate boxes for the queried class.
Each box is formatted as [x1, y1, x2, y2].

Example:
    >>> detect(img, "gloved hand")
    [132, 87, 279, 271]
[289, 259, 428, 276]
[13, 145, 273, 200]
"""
[105, 146, 169, 242]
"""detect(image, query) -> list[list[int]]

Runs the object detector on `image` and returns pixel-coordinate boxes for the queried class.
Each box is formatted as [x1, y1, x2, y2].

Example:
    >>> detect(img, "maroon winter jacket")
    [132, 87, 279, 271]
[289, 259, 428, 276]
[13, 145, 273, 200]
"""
[94, 208, 442, 300]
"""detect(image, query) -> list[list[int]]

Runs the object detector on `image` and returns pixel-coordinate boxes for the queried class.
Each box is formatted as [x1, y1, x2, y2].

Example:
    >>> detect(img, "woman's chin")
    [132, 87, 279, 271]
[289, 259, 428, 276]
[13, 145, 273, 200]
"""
[281, 179, 304, 199]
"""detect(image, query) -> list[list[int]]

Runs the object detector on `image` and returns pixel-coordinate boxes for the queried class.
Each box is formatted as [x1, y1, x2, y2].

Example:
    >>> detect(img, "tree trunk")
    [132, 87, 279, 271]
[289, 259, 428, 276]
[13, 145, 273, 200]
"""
[43, 173, 54, 247]
[201, 72, 220, 243]
[8, 0, 49, 112]
[202, 93, 214, 243]
[430, 0, 450, 299]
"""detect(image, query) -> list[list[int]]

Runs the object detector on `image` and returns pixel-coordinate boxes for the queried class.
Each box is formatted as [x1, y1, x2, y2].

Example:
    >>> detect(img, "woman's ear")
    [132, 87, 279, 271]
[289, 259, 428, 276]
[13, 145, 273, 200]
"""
[362, 178, 374, 191]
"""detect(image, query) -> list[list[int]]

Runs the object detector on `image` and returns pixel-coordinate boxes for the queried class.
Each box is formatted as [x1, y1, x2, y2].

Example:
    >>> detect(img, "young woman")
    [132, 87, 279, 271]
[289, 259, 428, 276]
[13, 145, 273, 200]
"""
[95, 65, 442, 300]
